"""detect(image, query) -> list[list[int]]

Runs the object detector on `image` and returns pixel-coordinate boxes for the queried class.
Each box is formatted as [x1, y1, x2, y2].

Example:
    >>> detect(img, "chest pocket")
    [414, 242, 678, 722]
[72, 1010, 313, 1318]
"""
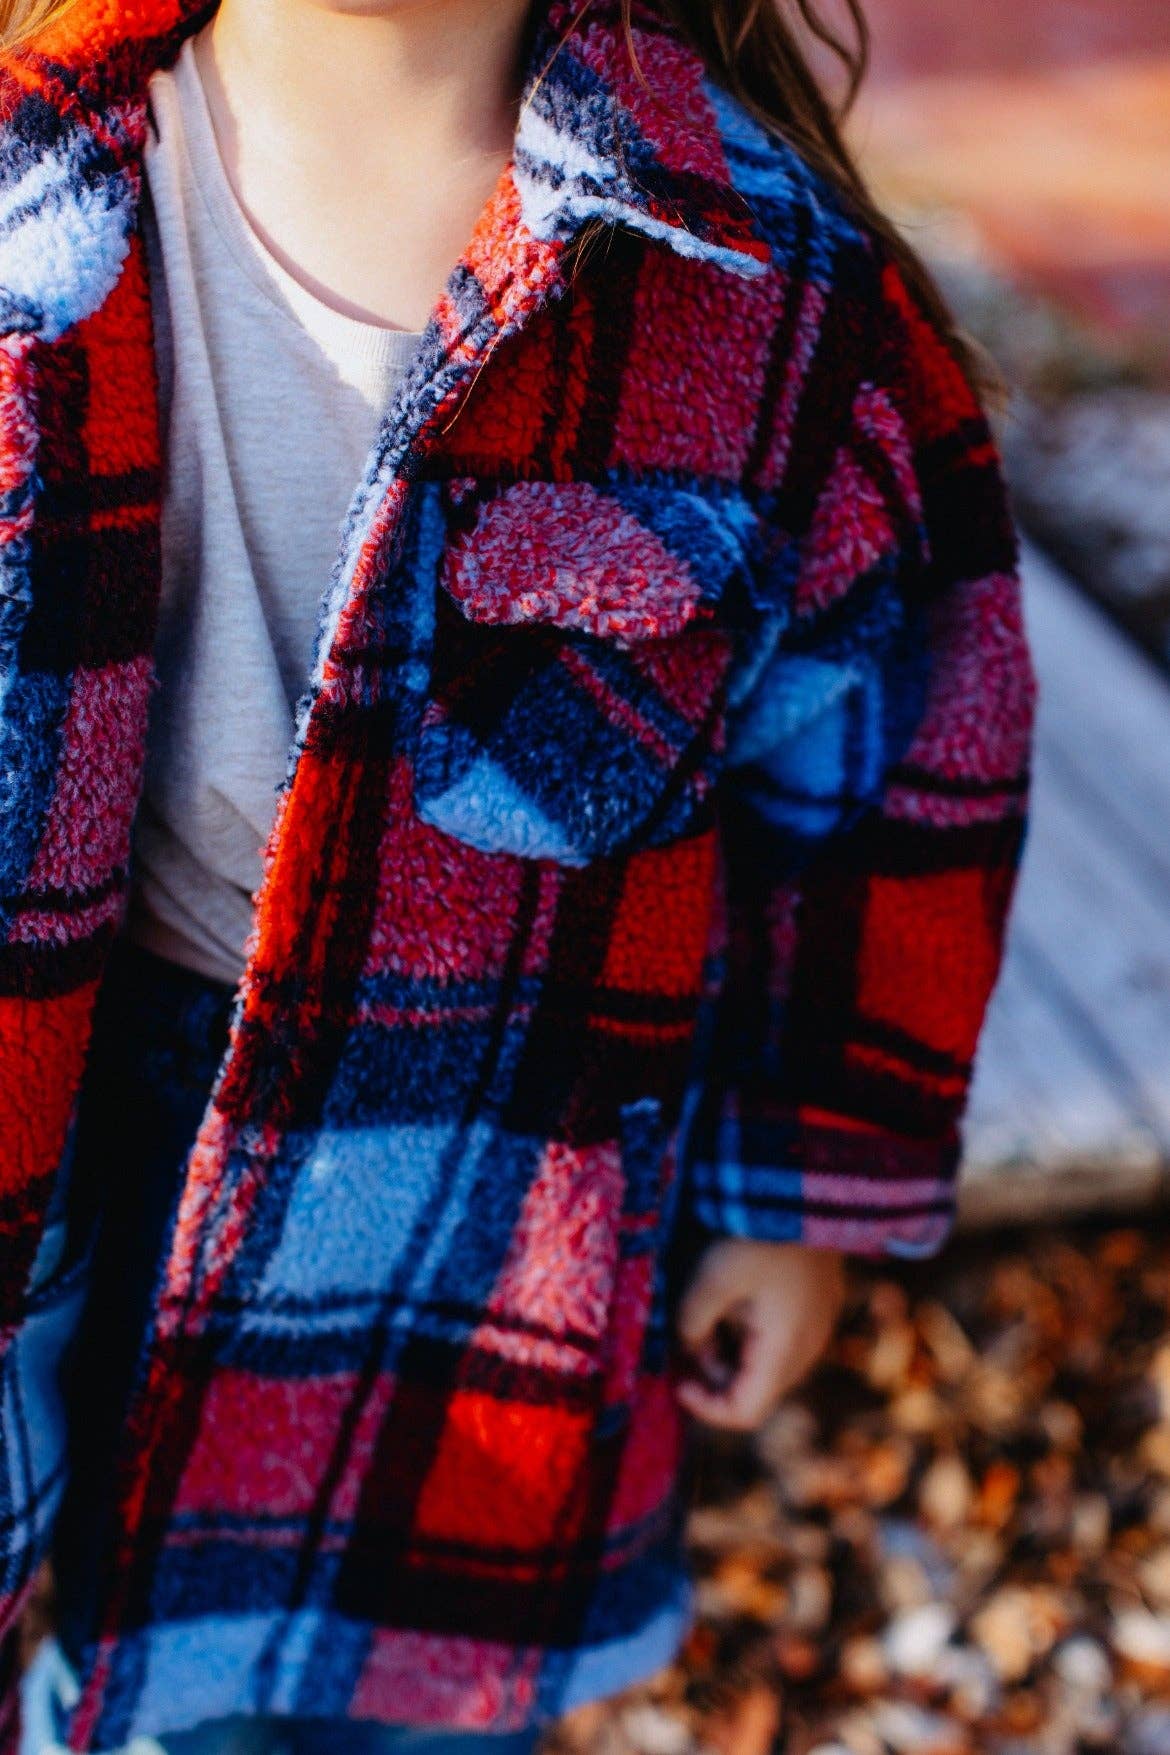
[413, 479, 753, 866]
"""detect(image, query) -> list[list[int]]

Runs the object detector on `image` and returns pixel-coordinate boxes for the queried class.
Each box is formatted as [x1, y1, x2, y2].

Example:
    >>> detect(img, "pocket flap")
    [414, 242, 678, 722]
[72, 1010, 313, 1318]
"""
[439, 478, 757, 644]
[414, 479, 755, 865]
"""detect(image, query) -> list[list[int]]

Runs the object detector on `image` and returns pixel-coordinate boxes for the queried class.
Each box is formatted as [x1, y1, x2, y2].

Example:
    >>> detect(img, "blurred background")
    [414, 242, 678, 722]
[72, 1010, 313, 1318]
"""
[551, 5, 1170, 1753]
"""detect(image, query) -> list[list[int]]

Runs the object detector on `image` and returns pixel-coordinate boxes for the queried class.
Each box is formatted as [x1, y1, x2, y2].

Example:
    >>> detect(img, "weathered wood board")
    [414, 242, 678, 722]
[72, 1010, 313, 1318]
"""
[959, 542, 1170, 1226]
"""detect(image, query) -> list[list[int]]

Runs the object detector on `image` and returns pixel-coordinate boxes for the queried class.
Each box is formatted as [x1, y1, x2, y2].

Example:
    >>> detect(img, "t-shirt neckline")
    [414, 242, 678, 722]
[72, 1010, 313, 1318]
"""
[158, 34, 425, 380]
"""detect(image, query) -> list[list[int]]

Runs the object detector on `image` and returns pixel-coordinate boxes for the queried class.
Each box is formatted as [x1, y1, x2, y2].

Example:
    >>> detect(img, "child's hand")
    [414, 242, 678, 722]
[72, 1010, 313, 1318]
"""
[673, 1239, 846, 1431]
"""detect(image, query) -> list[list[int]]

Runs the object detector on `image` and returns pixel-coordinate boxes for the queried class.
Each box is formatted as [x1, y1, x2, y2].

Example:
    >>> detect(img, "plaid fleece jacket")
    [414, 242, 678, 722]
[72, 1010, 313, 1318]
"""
[0, 0, 1035, 1743]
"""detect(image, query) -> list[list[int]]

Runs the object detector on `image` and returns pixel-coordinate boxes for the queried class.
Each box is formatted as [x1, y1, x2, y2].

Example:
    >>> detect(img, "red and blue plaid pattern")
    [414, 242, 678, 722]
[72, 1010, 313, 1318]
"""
[0, 0, 1035, 1745]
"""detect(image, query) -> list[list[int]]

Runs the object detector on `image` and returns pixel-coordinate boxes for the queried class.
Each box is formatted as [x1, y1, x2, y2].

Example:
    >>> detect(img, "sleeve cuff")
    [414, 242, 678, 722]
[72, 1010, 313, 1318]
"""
[674, 1090, 961, 1262]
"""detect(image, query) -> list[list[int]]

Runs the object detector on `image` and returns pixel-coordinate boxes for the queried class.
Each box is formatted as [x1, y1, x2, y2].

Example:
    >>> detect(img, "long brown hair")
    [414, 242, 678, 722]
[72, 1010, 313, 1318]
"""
[1, 0, 996, 399]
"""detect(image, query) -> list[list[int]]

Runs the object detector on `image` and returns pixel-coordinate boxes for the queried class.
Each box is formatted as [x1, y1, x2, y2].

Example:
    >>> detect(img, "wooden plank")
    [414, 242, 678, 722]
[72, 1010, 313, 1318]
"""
[1021, 541, 1170, 891]
[965, 931, 1154, 1163]
[1012, 753, 1170, 1142]
[958, 543, 1170, 1226]
[959, 1143, 1167, 1229]
[962, 934, 1165, 1227]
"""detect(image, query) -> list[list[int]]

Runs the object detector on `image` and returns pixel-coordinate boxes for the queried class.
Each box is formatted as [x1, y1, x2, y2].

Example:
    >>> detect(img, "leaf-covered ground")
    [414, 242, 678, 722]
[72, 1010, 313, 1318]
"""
[550, 1222, 1170, 1755]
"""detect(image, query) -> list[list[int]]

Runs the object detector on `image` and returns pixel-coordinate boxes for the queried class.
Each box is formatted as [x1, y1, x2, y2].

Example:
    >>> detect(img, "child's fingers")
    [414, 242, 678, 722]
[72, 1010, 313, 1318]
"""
[674, 1374, 741, 1426]
[676, 1373, 768, 1431]
[675, 1321, 779, 1431]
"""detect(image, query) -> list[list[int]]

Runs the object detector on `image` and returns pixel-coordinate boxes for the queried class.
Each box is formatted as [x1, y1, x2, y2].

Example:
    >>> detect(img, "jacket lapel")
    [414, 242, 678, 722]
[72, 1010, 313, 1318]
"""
[517, 0, 771, 276]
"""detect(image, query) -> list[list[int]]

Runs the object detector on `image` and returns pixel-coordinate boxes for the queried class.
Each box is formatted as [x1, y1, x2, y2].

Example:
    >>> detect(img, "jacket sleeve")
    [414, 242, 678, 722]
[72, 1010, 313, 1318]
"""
[674, 248, 1037, 1262]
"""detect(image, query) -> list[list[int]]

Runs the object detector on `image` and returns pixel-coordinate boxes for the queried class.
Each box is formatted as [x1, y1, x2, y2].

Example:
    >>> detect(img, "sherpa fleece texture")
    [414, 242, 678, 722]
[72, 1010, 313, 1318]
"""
[0, 0, 1035, 1744]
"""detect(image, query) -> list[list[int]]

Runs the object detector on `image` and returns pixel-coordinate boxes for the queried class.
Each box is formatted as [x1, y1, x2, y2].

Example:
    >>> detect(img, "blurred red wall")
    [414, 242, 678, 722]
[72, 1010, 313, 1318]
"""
[863, 0, 1170, 83]
[851, 0, 1170, 349]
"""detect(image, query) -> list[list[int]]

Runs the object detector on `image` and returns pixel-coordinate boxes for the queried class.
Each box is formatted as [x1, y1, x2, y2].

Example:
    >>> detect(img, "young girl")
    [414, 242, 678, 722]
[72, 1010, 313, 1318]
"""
[0, 0, 1035, 1749]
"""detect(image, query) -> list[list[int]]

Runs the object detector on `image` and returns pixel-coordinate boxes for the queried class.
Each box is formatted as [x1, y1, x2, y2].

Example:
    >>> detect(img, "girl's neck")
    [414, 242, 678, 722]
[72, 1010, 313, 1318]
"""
[204, 0, 531, 175]
[195, 0, 534, 330]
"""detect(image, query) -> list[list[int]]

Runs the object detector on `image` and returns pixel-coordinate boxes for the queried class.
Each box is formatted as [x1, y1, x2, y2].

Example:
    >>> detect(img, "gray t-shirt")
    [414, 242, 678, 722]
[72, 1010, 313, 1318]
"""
[126, 36, 422, 986]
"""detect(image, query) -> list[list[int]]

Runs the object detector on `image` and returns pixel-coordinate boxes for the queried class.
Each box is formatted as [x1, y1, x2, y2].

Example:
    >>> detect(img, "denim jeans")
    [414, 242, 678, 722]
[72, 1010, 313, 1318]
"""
[23, 1636, 544, 1755]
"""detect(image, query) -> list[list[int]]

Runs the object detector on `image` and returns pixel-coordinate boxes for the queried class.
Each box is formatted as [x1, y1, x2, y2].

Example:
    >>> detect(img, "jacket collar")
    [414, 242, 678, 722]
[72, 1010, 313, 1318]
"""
[0, 0, 767, 345]
[517, 0, 770, 275]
